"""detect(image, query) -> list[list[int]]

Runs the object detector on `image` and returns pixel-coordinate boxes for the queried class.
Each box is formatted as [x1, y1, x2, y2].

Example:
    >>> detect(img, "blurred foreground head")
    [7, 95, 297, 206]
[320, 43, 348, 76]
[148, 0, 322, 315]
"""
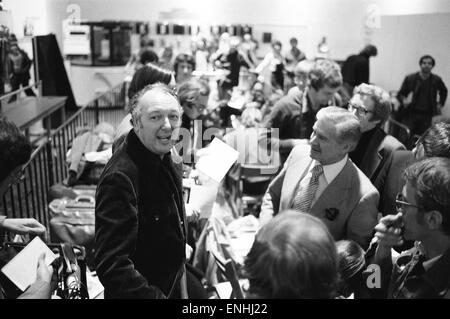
[244, 211, 339, 298]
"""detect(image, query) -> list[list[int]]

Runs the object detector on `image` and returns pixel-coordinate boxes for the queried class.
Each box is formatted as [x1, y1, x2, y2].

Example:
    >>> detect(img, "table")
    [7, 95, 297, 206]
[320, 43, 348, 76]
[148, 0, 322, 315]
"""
[2, 96, 67, 137]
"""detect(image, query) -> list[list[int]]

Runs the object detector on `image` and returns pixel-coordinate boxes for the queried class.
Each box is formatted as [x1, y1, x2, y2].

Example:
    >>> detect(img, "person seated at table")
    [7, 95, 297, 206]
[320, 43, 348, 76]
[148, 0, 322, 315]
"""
[244, 210, 339, 298]
[0, 115, 55, 299]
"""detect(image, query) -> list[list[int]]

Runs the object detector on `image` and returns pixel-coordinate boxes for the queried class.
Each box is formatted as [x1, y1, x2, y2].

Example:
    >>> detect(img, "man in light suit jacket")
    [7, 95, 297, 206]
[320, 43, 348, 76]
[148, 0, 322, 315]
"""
[260, 107, 379, 249]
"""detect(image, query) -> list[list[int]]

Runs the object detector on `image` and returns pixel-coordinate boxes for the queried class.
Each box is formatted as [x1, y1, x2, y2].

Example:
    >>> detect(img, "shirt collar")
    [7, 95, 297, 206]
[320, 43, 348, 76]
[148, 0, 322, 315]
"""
[312, 155, 348, 184]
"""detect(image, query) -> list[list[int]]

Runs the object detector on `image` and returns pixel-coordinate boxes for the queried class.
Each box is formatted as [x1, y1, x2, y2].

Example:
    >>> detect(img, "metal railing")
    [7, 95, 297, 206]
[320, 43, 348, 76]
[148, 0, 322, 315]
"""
[2, 82, 127, 241]
[0, 81, 42, 113]
[0, 81, 42, 103]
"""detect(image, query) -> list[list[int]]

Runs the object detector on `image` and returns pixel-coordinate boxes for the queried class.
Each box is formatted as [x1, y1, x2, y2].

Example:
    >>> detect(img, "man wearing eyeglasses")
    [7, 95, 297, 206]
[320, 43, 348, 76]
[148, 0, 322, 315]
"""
[367, 157, 450, 299]
[347, 84, 405, 215]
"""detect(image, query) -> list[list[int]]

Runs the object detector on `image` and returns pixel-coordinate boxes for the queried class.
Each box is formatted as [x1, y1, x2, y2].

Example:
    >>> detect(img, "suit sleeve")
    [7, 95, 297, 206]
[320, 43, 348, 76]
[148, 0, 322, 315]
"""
[347, 189, 379, 250]
[95, 172, 165, 299]
[259, 150, 294, 227]
[372, 140, 406, 213]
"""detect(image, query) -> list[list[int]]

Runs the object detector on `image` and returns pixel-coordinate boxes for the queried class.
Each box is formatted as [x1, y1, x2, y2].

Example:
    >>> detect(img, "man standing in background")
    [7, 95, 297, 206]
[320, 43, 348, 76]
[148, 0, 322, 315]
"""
[341, 44, 378, 98]
[397, 55, 447, 136]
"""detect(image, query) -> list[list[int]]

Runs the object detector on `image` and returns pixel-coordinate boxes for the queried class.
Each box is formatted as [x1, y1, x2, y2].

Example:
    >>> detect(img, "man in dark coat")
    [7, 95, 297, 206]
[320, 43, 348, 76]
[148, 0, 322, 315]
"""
[95, 83, 187, 298]
[341, 44, 378, 97]
[347, 84, 405, 215]
[396, 55, 448, 136]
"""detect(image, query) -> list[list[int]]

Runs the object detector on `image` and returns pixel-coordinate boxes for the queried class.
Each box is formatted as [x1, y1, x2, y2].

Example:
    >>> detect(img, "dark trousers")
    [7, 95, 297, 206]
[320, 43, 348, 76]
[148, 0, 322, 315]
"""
[8, 73, 36, 102]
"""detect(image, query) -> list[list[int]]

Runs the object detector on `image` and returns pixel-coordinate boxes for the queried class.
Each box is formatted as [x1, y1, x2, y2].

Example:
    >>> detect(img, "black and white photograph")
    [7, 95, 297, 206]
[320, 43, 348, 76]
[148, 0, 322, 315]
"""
[0, 0, 449, 306]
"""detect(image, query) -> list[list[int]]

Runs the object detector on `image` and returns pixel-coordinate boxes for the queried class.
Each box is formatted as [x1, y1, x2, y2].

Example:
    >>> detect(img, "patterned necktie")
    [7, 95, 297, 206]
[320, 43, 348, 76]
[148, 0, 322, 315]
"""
[292, 164, 323, 213]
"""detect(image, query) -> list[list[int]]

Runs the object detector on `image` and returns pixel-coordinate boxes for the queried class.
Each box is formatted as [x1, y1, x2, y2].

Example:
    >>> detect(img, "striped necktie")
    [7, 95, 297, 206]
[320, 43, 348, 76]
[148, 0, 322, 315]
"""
[291, 164, 323, 213]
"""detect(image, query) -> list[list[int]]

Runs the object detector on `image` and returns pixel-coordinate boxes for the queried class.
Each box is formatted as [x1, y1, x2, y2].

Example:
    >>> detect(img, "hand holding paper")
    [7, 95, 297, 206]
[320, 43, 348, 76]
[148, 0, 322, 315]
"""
[1, 237, 57, 292]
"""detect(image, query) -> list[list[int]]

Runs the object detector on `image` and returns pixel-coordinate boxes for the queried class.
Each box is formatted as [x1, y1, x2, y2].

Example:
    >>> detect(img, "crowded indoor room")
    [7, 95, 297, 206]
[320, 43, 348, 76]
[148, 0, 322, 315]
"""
[0, 0, 449, 300]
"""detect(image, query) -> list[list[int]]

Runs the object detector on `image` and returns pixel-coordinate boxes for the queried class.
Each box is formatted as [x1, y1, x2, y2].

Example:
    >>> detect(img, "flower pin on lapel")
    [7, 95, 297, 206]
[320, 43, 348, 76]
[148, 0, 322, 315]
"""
[325, 208, 339, 221]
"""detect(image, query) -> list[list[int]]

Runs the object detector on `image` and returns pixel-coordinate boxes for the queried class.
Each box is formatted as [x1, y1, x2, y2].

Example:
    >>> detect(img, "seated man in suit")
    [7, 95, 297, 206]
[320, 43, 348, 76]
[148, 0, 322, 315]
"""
[260, 106, 379, 249]
[346, 84, 405, 212]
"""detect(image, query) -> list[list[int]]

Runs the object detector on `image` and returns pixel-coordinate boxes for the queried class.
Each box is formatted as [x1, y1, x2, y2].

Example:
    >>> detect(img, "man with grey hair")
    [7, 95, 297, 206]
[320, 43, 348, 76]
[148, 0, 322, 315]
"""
[260, 106, 379, 249]
[347, 84, 405, 194]
[95, 83, 187, 298]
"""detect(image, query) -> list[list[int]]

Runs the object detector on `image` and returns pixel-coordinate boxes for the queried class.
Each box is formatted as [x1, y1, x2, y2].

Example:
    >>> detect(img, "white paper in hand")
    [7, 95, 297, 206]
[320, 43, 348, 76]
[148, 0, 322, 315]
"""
[195, 138, 239, 183]
[1, 237, 57, 292]
[189, 179, 219, 219]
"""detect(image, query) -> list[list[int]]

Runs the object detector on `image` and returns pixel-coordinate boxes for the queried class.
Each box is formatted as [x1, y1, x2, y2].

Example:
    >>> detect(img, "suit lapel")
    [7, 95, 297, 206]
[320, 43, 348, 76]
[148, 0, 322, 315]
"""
[360, 128, 385, 179]
[310, 159, 353, 217]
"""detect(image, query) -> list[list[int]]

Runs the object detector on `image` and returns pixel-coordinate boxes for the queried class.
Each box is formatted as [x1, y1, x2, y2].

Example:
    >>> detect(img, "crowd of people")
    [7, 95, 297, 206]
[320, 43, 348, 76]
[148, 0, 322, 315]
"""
[0, 29, 449, 300]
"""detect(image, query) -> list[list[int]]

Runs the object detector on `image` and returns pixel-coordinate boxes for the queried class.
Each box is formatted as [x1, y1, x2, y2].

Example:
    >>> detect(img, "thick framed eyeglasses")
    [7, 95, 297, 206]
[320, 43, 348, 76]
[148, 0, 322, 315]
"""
[395, 193, 418, 210]
[347, 102, 373, 116]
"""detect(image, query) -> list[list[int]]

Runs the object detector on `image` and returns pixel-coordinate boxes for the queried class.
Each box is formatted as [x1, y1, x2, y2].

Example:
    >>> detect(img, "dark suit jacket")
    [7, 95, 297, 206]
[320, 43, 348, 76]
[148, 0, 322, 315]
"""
[377, 150, 415, 216]
[260, 144, 379, 249]
[342, 53, 370, 87]
[358, 127, 406, 213]
[95, 129, 187, 299]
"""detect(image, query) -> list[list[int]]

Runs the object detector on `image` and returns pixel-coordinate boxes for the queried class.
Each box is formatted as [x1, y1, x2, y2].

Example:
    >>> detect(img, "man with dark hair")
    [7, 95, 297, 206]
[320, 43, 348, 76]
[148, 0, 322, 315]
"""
[174, 53, 195, 85]
[341, 44, 378, 97]
[369, 157, 450, 298]
[347, 84, 405, 206]
[139, 49, 159, 66]
[245, 210, 339, 298]
[0, 116, 53, 299]
[261, 59, 343, 164]
[397, 55, 447, 136]
[260, 107, 379, 249]
[95, 84, 187, 298]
